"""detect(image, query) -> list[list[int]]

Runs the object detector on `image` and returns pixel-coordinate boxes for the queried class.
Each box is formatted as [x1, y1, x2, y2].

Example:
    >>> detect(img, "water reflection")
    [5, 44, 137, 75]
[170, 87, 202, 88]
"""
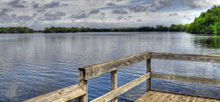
[194, 36, 220, 49]
[0, 32, 219, 101]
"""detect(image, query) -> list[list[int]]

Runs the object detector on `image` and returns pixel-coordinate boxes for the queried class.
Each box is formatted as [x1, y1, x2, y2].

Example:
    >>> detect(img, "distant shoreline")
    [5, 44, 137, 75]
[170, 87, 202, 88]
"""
[0, 31, 186, 34]
[0, 24, 188, 34]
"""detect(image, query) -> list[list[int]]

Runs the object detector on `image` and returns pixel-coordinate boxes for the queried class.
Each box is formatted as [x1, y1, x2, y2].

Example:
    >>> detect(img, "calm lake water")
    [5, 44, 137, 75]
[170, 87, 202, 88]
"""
[0, 32, 220, 102]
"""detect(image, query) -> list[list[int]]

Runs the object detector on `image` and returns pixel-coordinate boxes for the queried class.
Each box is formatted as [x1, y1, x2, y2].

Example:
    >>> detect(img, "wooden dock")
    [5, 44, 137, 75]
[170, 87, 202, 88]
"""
[136, 91, 220, 102]
[24, 51, 220, 102]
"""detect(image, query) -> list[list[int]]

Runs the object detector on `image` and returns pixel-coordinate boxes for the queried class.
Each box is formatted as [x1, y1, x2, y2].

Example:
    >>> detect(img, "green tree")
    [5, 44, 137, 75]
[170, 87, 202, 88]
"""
[187, 5, 220, 34]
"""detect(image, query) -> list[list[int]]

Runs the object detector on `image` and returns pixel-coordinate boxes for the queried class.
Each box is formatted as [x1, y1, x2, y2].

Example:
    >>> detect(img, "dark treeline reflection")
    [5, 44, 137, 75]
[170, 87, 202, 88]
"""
[0, 24, 188, 33]
[194, 36, 220, 49]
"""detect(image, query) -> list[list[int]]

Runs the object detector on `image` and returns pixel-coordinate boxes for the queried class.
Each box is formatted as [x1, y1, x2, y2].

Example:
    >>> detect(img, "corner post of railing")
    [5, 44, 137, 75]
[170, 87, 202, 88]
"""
[78, 68, 88, 102]
[111, 70, 118, 102]
[146, 52, 151, 92]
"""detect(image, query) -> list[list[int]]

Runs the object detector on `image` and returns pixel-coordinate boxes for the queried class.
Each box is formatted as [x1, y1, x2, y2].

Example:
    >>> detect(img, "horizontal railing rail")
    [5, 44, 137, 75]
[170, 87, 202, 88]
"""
[79, 51, 150, 80]
[151, 73, 220, 85]
[91, 72, 151, 102]
[25, 51, 220, 102]
[24, 84, 86, 102]
[151, 52, 220, 63]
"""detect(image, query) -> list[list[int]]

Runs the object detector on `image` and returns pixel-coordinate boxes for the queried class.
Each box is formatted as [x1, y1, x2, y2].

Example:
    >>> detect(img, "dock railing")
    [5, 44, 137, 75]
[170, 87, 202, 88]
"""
[25, 51, 220, 102]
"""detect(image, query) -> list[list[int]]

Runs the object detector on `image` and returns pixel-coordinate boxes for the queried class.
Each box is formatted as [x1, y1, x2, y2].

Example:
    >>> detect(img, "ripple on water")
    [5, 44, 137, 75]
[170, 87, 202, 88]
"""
[0, 32, 220, 101]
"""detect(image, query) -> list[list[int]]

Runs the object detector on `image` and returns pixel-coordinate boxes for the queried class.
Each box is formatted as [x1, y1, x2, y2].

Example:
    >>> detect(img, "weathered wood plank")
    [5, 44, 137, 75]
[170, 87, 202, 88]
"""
[163, 94, 176, 102]
[135, 91, 220, 102]
[153, 93, 168, 102]
[148, 92, 163, 102]
[186, 96, 195, 102]
[135, 91, 155, 102]
[24, 84, 86, 102]
[80, 52, 150, 80]
[147, 58, 151, 91]
[79, 70, 88, 102]
[177, 95, 189, 102]
[151, 52, 220, 63]
[192, 97, 198, 102]
[151, 73, 220, 85]
[91, 72, 151, 102]
[111, 70, 118, 102]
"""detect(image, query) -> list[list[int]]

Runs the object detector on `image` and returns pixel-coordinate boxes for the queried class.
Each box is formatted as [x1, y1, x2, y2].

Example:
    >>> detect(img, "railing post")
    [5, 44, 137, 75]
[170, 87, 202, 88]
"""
[111, 70, 118, 102]
[147, 58, 151, 91]
[79, 70, 88, 102]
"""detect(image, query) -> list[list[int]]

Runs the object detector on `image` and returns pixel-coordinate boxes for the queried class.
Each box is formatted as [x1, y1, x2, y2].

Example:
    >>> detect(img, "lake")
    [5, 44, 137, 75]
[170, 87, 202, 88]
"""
[0, 32, 220, 102]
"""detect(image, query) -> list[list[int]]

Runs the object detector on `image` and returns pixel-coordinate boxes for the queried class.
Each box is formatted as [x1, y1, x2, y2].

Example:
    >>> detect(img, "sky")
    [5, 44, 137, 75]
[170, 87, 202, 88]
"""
[0, 0, 219, 30]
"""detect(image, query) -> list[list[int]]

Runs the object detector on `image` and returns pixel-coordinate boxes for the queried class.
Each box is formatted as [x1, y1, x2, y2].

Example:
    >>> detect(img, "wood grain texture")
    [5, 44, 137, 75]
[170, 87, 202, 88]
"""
[135, 91, 220, 102]
[90, 72, 151, 102]
[147, 59, 151, 91]
[151, 52, 220, 63]
[79, 52, 151, 80]
[79, 70, 88, 102]
[151, 73, 220, 85]
[111, 71, 118, 102]
[24, 84, 86, 102]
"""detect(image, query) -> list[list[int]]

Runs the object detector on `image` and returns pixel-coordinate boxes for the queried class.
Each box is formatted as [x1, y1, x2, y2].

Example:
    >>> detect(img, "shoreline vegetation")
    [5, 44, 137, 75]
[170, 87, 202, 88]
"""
[0, 5, 219, 34]
[0, 24, 188, 34]
[186, 5, 220, 35]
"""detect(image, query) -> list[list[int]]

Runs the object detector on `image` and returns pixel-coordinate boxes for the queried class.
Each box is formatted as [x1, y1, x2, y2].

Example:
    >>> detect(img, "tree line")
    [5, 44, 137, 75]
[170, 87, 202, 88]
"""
[0, 27, 34, 33]
[43, 24, 188, 33]
[186, 5, 220, 35]
[0, 24, 188, 33]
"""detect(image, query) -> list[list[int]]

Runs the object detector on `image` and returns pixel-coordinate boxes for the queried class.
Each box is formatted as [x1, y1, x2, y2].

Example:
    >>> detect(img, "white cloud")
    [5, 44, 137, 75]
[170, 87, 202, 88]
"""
[182, 0, 220, 8]
[0, 0, 218, 29]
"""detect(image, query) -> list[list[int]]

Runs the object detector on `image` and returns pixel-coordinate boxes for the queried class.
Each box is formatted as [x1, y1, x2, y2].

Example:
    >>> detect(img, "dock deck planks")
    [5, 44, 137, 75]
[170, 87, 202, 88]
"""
[135, 91, 220, 102]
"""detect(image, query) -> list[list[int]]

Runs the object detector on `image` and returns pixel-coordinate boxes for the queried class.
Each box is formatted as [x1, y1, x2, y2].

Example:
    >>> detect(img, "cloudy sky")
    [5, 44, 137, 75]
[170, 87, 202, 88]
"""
[0, 0, 219, 30]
